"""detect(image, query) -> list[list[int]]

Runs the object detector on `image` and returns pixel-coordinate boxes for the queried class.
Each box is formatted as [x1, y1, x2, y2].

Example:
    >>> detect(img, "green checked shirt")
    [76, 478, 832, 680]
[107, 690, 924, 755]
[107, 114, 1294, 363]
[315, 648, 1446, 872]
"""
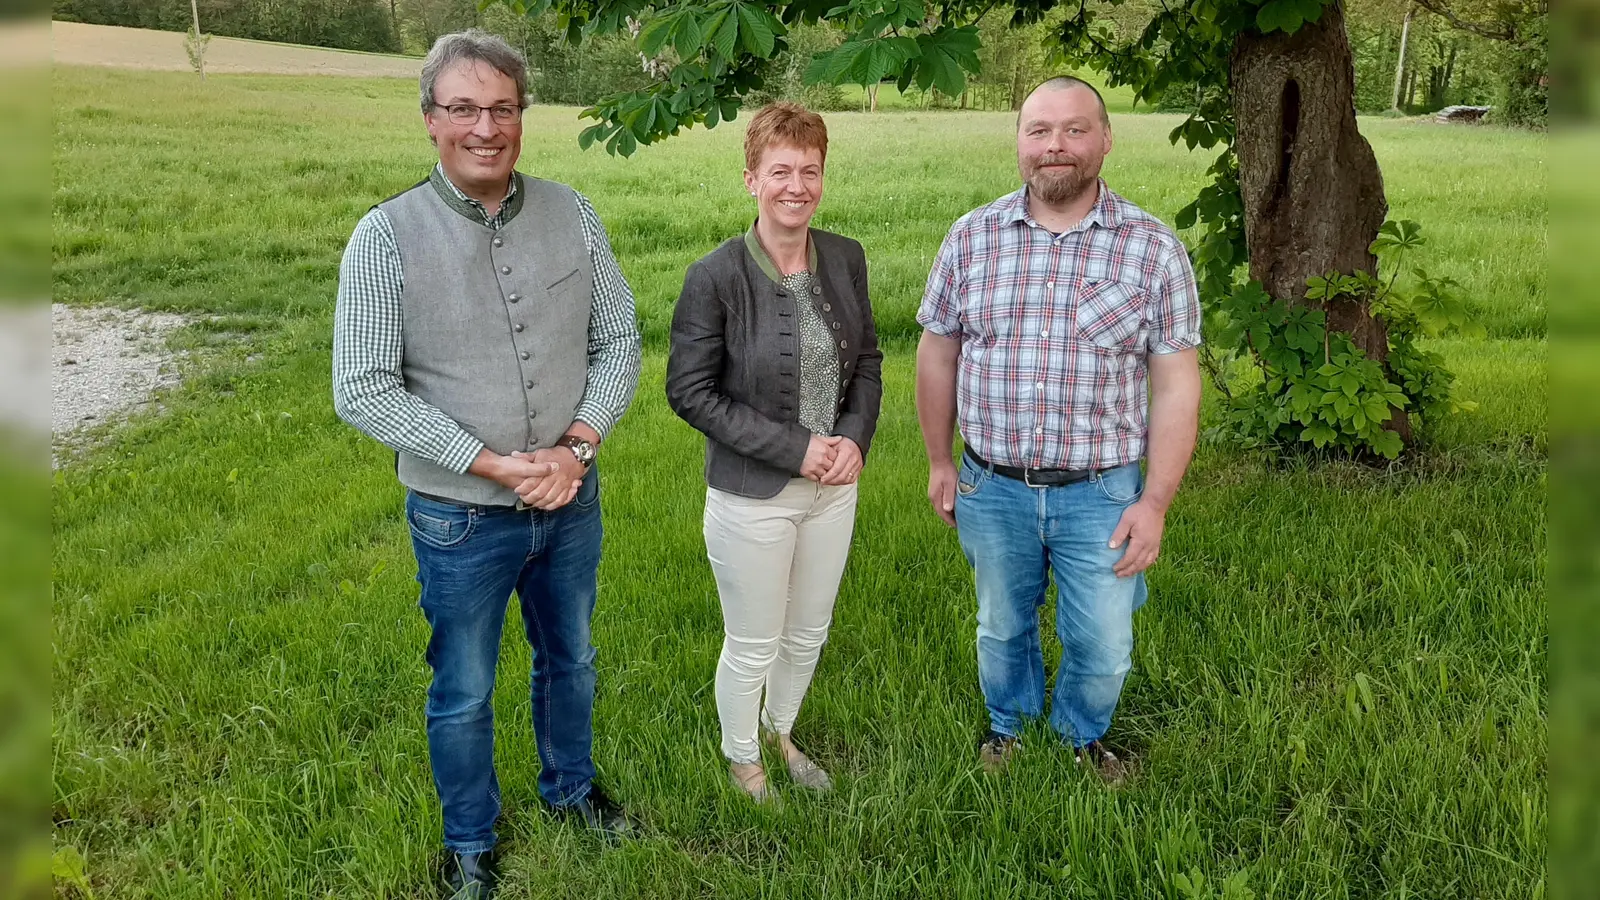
[333, 165, 642, 475]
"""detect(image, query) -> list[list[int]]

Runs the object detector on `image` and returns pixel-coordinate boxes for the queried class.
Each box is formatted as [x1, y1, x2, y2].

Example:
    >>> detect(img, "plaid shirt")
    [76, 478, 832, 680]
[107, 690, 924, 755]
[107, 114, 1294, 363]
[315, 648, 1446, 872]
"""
[333, 166, 641, 474]
[918, 182, 1200, 471]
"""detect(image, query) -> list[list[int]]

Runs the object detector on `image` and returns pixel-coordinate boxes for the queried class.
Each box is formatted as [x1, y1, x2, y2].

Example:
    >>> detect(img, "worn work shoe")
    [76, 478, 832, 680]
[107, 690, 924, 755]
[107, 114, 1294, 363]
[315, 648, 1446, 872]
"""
[555, 785, 637, 839]
[978, 730, 1021, 773]
[1074, 740, 1131, 786]
[440, 849, 498, 900]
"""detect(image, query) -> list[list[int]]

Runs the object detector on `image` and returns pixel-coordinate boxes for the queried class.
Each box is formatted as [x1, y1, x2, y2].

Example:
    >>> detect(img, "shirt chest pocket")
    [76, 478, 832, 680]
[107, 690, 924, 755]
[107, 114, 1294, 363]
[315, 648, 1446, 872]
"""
[1072, 279, 1147, 350]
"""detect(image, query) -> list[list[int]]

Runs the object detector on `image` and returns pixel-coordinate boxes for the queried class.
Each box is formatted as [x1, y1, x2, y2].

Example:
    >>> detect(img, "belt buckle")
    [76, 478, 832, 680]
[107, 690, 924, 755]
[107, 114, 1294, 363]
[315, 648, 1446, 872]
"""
[1023, 467, 1043, 489]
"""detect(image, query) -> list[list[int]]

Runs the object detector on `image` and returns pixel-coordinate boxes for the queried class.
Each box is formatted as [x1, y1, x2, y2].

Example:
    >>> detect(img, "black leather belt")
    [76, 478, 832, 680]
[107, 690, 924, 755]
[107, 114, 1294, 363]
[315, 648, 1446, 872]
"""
[964, 447, 1100, 487]
[411, 490, 522, 512]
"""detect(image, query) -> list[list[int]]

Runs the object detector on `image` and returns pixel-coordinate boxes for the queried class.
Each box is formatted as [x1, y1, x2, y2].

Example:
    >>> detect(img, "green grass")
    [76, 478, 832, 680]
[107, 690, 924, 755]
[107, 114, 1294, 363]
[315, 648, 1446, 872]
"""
[53, 65, 1545, 898]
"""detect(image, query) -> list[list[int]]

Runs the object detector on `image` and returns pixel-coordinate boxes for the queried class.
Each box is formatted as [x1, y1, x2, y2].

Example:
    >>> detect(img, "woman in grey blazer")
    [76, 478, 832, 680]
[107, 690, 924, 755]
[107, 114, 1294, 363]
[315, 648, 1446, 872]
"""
[665, 102, 883, 801]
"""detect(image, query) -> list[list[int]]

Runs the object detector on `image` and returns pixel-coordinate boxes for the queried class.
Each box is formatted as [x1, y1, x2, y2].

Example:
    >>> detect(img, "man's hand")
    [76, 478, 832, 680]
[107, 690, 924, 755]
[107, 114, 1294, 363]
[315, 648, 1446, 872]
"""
[470, 448, 561, 493]
[819, 436, 863, 485]
[511, 448, 586, 510]
[927, 458, 958, 528]
[1109, 499, 1167, 577]
[799, 435, 839, 482]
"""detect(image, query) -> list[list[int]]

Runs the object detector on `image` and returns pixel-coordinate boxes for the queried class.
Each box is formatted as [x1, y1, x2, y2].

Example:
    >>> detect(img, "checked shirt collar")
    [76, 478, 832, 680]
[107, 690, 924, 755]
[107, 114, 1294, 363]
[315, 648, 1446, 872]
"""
[999, 179, 1126, 235]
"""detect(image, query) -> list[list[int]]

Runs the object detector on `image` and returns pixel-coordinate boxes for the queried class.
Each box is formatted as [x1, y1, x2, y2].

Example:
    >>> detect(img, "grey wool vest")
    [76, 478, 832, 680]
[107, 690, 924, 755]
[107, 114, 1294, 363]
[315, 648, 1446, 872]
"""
[380, 171, 594, 506]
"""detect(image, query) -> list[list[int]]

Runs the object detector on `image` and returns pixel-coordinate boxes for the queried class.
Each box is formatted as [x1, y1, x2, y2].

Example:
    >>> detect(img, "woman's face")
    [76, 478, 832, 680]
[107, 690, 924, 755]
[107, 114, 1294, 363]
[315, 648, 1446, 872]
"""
[744, 143, 824, 232]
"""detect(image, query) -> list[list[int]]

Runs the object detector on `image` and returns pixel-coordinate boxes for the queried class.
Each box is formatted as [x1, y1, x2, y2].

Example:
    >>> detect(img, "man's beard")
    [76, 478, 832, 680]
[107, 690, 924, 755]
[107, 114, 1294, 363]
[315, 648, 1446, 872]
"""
[1022, 155, 1099, 205]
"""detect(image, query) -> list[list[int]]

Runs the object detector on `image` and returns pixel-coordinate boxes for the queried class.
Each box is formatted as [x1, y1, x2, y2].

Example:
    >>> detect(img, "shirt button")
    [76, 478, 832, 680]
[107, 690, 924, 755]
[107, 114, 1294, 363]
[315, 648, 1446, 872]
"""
[493, 237, 504, 248]
[500, 265, 511, 275]
[1041, 330, 1049, 338]
[1035, 426, 1043, 434]
[1036, 382, 1044, 390]
[508, 293, 520, 303]
[520, 351, 530, 360]
[513, 323, 525, 333]
[1047, 281, 1055, 289]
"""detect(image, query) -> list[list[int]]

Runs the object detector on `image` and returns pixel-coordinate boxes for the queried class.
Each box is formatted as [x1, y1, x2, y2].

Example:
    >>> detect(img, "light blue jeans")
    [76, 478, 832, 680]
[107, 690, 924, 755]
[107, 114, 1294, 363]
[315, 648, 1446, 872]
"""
[954, 453, 1148, 746]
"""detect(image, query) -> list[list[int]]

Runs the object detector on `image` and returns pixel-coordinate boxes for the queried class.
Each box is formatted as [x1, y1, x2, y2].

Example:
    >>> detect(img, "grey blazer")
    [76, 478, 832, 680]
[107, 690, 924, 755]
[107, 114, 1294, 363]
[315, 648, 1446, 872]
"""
[666, 228, 884, 500]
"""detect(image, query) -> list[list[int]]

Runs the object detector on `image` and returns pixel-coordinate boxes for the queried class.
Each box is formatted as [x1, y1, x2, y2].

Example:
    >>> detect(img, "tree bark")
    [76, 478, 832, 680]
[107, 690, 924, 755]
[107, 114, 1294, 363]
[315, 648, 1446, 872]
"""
[1231, 1, 1410, 439]
[1391, 2, 1413, 110]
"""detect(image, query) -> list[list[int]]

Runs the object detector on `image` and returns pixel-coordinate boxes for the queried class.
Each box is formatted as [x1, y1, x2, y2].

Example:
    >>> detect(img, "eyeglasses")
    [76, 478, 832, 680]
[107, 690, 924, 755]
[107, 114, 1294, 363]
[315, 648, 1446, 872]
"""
[432, 103, 524, 125]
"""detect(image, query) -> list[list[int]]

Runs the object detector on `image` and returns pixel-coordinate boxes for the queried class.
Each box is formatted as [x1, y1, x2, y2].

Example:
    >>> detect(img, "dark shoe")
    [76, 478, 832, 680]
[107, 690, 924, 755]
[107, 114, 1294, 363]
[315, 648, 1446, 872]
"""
[440, 849, 498, 899]
[978, 730, 1021, 773]
[556, 785, 636, 839]
[1075, 740, 1130, 786]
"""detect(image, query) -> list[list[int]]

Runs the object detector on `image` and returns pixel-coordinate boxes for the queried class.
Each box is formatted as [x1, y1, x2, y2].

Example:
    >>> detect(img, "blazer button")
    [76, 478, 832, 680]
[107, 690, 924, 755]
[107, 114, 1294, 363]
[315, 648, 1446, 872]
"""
[822, 303, 831, 312]
[514, 323, 525, 333]
[839, 340, 848, 349]
[812, 285, 822, 295]
[500, 265, 512, 275]
[520, 351, 530, 360]
[832, 321, 840, 330]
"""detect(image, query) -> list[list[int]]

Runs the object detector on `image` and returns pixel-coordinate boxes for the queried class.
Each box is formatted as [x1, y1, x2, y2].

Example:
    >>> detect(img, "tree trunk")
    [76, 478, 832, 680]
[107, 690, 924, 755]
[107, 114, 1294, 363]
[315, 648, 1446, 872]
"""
[1391, 2, 1413, 110]
[1230, 0, 1410, 439]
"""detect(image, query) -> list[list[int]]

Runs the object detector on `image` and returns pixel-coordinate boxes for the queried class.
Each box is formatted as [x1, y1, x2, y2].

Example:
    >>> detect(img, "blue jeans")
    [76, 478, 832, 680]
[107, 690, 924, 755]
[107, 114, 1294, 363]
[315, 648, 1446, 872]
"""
[406, 467, 603, 854]
[954, 454, 1148, 746]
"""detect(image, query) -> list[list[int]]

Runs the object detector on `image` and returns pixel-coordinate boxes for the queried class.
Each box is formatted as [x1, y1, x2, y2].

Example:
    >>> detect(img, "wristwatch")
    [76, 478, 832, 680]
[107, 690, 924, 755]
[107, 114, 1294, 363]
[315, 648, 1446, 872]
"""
[556, 434, 595, 469]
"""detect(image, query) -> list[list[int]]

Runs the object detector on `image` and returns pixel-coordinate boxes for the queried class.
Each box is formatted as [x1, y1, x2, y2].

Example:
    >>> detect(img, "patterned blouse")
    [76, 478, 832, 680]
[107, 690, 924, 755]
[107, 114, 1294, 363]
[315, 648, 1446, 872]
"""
[781, 268, 842, 435]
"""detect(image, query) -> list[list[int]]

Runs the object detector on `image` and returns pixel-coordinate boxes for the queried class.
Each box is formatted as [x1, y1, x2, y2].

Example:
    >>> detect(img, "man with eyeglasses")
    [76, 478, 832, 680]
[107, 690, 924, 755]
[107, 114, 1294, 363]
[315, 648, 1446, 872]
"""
[332, 28, 641, 900]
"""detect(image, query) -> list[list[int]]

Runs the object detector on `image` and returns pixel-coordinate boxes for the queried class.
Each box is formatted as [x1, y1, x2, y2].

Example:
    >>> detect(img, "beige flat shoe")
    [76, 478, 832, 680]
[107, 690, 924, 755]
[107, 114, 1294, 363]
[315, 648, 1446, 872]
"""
[783, 749, 832, 791]
[728, 762, 770, 802]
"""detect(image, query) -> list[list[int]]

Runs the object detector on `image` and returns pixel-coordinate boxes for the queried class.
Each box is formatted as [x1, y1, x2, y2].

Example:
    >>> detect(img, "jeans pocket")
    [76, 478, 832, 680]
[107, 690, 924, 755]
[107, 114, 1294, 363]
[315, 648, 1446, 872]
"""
[1093, 464, 1144, 505]
[570, 467, 601, 512]
[408, 502, 477, 549]
[956, 456, 987, 498]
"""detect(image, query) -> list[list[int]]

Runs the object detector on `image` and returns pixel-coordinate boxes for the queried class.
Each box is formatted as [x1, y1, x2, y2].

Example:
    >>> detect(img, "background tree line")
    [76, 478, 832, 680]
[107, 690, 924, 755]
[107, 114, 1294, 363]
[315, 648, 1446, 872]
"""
[53, 0, 1543, 124]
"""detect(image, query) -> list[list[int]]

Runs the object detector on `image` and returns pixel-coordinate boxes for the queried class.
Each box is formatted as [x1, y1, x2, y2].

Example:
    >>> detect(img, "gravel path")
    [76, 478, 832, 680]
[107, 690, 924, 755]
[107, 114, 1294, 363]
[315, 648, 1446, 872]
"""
[52, 303, 193, 461]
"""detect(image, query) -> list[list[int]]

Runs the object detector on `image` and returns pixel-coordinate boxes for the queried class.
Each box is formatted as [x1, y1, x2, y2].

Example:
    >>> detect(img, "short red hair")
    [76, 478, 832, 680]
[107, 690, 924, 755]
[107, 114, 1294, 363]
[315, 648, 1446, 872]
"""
[743, 102, 828, 172]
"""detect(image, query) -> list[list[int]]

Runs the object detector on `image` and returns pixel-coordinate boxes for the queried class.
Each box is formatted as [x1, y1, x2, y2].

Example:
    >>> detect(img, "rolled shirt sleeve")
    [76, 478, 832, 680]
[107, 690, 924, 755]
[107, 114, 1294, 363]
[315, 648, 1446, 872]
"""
[572, 192, 643, 441]
[916, 223, 967, 338]
[1146, 236, 1203, 355]
[331, 208, 485, 474]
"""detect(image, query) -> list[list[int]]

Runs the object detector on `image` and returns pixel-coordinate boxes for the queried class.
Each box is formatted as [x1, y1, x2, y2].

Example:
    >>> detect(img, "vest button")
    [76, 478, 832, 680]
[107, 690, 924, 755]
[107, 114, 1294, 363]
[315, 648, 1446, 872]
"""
[526, 380, 535, 389]
[493, 237, 504, 248]
[508, 293, 520, 303]
[514, 323, 525, 332]
[529, 412, 537, 420]
[520, 351, 530, 360]
[500, 265, 512, 275]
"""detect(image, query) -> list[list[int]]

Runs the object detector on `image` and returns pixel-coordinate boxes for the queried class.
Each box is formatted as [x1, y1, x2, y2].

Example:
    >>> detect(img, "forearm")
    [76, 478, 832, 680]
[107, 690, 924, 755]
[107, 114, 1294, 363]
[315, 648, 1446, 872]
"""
[1141, 356, 1202, 512]
[574, 333, 641, 442]
[332, 370, 485, 473]
[915, 332, 960, 465]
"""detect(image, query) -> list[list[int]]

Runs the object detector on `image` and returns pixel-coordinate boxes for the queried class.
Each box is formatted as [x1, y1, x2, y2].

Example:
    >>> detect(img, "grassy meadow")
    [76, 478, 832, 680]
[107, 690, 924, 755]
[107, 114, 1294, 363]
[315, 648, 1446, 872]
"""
[53, 65, 1545, 899]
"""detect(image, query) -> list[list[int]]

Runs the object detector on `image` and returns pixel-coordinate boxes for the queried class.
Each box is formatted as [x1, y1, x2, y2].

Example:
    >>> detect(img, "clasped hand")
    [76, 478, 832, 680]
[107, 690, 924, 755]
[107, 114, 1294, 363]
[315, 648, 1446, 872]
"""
[496, 448, 584, 510]
[800, 435, 863, 485]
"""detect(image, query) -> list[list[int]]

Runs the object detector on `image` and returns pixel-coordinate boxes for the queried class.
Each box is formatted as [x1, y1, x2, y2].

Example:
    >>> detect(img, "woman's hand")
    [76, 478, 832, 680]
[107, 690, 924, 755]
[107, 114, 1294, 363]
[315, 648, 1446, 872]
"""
[799, 435, 839, 481]
[820, 436, 863, 485]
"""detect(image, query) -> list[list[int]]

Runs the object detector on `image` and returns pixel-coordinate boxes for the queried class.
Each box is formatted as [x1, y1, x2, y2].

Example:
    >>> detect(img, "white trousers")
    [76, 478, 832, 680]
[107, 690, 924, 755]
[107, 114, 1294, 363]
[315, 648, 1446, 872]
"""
[704, 478, 859, 763]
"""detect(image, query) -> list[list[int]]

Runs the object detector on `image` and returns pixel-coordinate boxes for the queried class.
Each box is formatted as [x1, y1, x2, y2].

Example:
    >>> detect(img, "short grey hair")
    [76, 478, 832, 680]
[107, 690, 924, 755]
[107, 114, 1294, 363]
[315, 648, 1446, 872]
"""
[1019, 76, 1110, 130]
[419, 29, 530, 114]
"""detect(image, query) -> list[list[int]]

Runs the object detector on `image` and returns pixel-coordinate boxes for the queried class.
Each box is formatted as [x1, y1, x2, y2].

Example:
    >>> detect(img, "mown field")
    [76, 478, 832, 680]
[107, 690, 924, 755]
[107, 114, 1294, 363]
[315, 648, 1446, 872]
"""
[53, 65, 1545, 899]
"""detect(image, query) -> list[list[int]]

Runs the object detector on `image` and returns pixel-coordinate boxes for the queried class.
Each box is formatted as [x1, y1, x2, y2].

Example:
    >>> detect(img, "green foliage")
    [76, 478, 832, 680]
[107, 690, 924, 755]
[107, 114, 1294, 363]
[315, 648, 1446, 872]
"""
[53, 0, 403, 53]
[1210, 221, 1478, 458]
[183, 25, 211, 77]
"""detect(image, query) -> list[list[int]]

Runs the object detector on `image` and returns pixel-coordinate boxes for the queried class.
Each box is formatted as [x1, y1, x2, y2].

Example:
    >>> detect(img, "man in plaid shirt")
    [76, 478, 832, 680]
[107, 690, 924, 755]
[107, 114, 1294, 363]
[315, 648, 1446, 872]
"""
[915, 77, 1203, 782]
